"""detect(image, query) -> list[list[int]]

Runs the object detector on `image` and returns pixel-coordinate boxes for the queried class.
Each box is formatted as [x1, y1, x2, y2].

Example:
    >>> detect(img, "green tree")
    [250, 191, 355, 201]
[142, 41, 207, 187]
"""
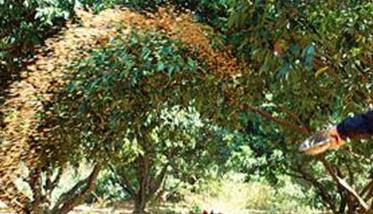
[223, 0, 373, 213]
[1, 6, 237, 212]
[104, 106, 230, 213]
[46, 29, 224, 213]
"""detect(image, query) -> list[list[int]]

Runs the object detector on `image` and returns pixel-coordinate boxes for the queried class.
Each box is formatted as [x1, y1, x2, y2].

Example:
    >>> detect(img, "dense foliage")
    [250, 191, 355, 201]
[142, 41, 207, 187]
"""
[0, 0, 75, 78]
[224, 1, 373, 213]
[78, 0, 229, 27]
[42, 28, 228, 213]
[1, 0, 372, 213]
[49, 30, 206, 158]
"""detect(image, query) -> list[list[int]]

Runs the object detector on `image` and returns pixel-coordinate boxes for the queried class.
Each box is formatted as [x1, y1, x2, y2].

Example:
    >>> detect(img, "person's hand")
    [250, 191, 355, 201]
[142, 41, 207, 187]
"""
[327, 126, 345, 150]
[299, 126, 345, 155]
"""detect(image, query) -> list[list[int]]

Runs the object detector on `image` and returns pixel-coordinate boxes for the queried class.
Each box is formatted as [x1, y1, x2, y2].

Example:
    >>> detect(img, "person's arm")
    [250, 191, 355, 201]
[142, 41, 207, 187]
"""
[300, 111, 373, 155]
[327, 111, 373, 150]
[336, 111, 373, 139]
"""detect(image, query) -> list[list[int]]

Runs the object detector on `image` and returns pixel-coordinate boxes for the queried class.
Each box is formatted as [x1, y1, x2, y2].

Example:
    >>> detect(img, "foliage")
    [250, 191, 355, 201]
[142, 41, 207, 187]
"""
[224, 0, 373, 213]
[50, 30, 203, 157]
[1, 6, 239, 213]
[227, 0, 373, 132]
[179, 173, 320, 214]
[1, 0, 372, 213]
[98, 105, 233, 212]
[78, 0, 230, 27]
[226, 127, 287, 184]
[0, 0, 75, 77]
[45, 28, 228, 213]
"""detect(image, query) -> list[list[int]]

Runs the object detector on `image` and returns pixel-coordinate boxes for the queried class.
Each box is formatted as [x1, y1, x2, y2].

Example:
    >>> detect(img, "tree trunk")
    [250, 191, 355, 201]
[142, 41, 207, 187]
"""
[133, 194, 147, 214]
[133, 156, 149, 214]
[51, 164, 101, 214]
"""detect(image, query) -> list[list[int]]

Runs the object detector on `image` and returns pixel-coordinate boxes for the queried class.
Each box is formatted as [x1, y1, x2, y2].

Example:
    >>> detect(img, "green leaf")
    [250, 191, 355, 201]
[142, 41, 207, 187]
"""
[303, 44, 315, 70]
[157, 62, 165, 72]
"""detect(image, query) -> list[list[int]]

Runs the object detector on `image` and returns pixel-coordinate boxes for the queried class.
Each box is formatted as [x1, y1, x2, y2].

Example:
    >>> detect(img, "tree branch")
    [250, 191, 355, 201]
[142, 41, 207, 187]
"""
[50, 167, 63, 194]
[294, 167, 337, 213]
[320, 158, 370, 212]
[28, 167, 43, 211]
[148, 163, 169, 198]
[360, 179, 373, 199]
[51, 164, 101, 214]
[0, 184, 28, 213]
[108, 164, 136, 197]
[275, 105, 311, 132]
[334, 176, 369, 211]
[224, 88, 309, 134]
[240, 103, 309, 134]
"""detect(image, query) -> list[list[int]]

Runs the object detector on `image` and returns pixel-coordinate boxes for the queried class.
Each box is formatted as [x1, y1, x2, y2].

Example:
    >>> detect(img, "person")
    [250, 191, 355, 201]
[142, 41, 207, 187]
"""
[299, 111, 373, 155]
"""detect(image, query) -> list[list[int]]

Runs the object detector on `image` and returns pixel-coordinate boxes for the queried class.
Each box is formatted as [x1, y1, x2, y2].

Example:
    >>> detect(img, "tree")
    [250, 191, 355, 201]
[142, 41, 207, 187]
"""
[102, 106, 231, 213]
[45, 28, 226, 213]
[222, 0, 373, 212]
[1, 6, 240, 212]
[0, 162, 101, 214]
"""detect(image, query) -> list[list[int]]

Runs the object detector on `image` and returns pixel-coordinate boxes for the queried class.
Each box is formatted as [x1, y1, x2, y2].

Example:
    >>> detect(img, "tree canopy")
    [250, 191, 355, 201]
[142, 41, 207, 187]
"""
[0, 0, 372, 213]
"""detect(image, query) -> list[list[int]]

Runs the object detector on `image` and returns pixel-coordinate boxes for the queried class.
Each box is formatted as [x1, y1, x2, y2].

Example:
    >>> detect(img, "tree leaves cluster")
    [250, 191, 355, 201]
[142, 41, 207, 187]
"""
[1, 0, 372, 213]
[78, 0, 229, 27]
[1, 6, 239, 213]
[223, 1, 373, 212]
[48, 29, 208, 159]
[0, 0, 75, 81]
[44, 28, 235, 212]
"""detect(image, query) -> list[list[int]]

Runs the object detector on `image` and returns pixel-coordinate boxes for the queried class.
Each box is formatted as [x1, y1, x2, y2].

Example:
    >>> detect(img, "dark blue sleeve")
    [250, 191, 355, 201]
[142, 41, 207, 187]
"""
[336, 111, 373, 139]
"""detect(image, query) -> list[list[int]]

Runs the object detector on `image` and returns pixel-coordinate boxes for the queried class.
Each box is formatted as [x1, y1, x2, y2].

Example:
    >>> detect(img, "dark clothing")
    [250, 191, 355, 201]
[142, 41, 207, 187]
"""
[337, 111, 373, 139]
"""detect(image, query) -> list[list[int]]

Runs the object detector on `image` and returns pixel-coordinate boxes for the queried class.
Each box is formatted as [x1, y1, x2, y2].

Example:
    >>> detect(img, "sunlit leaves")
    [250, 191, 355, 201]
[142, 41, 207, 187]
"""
[0, 0, 74, 74]
[227, 0, 373, 133]
[49, 29, 211, 161]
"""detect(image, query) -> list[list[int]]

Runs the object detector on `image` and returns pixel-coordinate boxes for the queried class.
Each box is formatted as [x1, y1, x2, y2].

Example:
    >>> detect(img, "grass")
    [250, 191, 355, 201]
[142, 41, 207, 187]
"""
[173, 173, 323, 214]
